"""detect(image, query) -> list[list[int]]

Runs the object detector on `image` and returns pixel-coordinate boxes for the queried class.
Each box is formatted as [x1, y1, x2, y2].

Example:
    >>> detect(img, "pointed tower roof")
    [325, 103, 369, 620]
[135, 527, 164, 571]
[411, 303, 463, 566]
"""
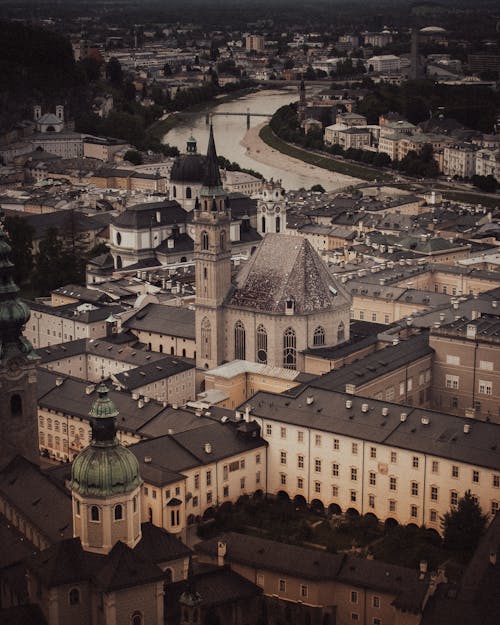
[227, 234, 351, 314]
[201, 123, 224, 195]
[0, 210, 37, 362]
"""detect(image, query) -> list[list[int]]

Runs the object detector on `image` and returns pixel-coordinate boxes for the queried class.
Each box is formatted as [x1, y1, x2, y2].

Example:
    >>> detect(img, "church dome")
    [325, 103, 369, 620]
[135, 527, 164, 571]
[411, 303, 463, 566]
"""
[170, 154, 206, 183]
[70, 383, 142, 498]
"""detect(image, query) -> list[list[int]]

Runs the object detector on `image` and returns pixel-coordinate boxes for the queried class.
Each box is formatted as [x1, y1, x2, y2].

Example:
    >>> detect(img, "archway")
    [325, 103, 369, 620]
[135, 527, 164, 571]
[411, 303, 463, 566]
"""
[276, 490, 290, 502]
[328, 503, 342, 516]
[346, 507, 359, 519]
[384, 517, 398, 532]
[364, 512, 379, 525]
[310, 499, 325, 515]
[293, 495, 307, 510]
[202, 507, 215, 520]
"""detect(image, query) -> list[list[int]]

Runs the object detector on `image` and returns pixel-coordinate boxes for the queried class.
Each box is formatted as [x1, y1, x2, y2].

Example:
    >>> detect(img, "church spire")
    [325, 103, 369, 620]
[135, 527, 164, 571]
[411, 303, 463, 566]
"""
[0, 210, 36, 361]
[202, 122, 222, 190]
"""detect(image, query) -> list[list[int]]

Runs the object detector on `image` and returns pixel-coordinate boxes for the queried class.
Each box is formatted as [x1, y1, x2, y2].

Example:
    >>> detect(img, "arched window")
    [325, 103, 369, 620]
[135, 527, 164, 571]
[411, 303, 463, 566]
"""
[133, 496, 137, 513]
[186, 186, 192, 199]
[201, 230, 209, 250]
[10, 394, 22, 417]
[148, 507, 153, 523]
[256, 324, 268, 364]
[261, 215, 266, 233]
[172, 186, 177, 198]
[90, 506, 100, 522]
[170, 346, 175, 355]
[159, 344, 163, 353]
[283, 327, 297, 369]
[313, 326, 325, 346]
[116, 255, 122, 270]
[132, 612, 143, 625]
[68, 588, 80, 605]
[337, 321, 345, 342]
[201, 317, 211, 360]
[220, 230, 226, 250]
[276, 215, 281, 233]
[234, 321, 246, 360]
[114, 504, 123, 521]
[116, 232, 121, 246]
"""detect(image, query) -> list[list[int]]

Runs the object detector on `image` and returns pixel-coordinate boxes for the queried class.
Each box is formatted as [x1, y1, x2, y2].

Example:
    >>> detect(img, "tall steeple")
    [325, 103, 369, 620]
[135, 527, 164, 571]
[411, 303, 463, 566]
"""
[0, 210, 39, 465]
[201, 122, 224, 195]
[193, 124, 232, 370]
[70, 382, 142, 554]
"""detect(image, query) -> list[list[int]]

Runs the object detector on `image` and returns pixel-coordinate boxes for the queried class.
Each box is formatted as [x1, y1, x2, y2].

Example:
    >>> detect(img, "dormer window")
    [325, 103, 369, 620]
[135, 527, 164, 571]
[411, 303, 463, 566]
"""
[285, 297, 295, 315]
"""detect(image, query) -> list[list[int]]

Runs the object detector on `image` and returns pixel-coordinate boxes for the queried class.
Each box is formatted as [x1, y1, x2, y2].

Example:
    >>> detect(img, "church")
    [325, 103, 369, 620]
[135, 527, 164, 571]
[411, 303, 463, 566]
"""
[194, 125, 351, 371]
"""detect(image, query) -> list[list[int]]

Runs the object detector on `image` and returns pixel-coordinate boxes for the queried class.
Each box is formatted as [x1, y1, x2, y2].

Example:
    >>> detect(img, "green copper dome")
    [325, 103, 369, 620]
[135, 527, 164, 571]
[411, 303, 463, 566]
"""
[70, 383, 142, 498]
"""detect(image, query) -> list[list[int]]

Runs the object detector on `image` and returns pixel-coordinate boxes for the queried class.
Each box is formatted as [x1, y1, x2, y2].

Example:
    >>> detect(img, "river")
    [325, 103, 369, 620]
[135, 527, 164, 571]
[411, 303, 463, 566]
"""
[163, 87, 359, 191]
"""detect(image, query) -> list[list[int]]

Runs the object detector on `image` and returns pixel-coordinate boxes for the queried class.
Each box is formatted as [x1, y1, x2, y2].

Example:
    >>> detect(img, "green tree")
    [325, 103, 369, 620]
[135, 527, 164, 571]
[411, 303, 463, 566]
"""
[441, 490, 488, 561]
[3, 215, 34, 285]
[106, 57, 123, 86]
[33, 228, 66, 294]
[124, 149, 143, 165]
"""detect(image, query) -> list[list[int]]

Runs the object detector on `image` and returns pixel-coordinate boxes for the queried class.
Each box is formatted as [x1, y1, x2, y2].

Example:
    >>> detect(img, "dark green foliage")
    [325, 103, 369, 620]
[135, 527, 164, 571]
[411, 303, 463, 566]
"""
[398, 144, 439, 178]
[124, 149, 143, 165]
[372, 524, 446, 570]
[217, 156, 264, 180]
[106, 57, 123, 86]
[441, 490, 488, 562]
[3, 216, 34, 285]
[471, 175, 498, 193]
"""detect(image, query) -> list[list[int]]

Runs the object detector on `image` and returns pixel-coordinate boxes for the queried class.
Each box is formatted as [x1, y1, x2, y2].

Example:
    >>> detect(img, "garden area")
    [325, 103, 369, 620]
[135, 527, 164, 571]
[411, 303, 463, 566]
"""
[197, 491, 486, 580]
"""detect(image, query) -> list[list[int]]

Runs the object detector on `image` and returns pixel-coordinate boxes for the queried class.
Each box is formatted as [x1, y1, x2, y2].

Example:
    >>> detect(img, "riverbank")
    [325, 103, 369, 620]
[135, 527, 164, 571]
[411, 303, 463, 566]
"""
[259, 125, 393, 183]
[241, 122, 361, 191]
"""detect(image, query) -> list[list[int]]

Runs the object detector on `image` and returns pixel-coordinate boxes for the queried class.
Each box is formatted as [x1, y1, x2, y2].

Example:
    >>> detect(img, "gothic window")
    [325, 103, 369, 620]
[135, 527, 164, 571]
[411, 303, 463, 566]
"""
[186, 187, 192, 199]
[201, 317, 211, 360]
[256, 324, 268, 364]
[201, 231, 209, 250]
[337, 321, 345, 342]
[220, 230, 226, 250]
[90, 506, 100, 522]
[114, 504, 123, 521]
[283, 327, 297, 369]
[10, 394, 22, 417]
[276, 215, 281, 233]
[313, 326, 325, 346]
[261, 215, 266, 233]
[68, 588, 80, 605]
[234, 321, 246, 360]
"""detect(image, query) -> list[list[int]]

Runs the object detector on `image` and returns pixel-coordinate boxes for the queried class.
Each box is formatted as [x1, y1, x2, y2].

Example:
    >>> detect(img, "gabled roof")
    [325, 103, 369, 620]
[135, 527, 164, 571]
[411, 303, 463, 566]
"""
[134, 522, 191, 565]
[228, 234, 351, 314]
[94, 541, 164, 591]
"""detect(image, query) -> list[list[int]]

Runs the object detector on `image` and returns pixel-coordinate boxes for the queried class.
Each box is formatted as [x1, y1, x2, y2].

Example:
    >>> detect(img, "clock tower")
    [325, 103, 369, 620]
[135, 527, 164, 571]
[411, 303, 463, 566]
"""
[0, 211, 39, 465]
[257, 179, 287, 235]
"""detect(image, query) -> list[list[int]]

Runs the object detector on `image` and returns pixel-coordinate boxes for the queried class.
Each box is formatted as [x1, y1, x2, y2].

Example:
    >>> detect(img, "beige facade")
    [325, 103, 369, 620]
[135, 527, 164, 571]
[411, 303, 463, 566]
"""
[443, 144, 477, 179]
[130, 327, 196, 359]
[431, 322, 500, 421]
[249, 397, 500, 532]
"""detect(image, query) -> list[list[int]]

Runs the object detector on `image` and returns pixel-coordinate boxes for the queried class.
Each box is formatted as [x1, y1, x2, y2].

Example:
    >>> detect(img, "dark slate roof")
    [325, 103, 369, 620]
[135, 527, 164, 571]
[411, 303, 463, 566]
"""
[156, 232, 194, 254]
[0, 516, 38, 570]
[228, 234, 351, 314]
[311, 333, 432, 392]
[196, 533, 429, 611]
[28, 300, 124, 324]
[113, 201, 187, 229]
[165, 567, 261, 610]
[134, 523, 191, 565]
[0, 456, 72, 545]
[27, 537, 101, 588]
[196, 532, 343, 580]
[51, 284, 113, 304]
[123, 303, 196, 339]
[94, 541, 164, 592]
[240, 385, 500, 471]
[129, 421, 266, 486]
[113, 355, 193, 391]
[10, 209, 107, 240]
[170, 153, 206, 183]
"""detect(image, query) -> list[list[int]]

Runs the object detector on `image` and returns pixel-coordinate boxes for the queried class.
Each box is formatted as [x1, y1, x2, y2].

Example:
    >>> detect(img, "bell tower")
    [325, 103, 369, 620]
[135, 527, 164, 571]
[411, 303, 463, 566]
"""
[194, 124, 231, 370]
[0, 211, 39, 465]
